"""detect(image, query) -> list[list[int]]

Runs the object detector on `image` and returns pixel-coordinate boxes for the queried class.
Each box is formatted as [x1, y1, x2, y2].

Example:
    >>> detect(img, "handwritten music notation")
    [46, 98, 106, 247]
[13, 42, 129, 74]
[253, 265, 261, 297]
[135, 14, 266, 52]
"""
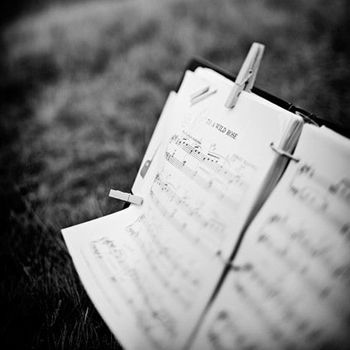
[164, 133, 256, 208]
[149, 172, 227, 253]
[289, 164, 350, 235]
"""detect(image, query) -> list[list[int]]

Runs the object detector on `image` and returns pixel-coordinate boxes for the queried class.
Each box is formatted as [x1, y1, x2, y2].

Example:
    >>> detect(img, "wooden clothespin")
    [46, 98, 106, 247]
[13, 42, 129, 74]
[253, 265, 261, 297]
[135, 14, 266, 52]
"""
[190, 85, 217, 106]
[225, 42, 265, 109]
[109, 189, 144, 206]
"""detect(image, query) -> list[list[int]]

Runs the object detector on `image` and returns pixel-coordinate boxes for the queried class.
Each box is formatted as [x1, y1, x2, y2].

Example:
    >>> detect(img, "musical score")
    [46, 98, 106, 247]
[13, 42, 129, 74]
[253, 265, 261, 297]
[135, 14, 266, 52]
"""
[62, 67, 350, 350]
[86, 236, 178, 350]
[191, 153, 350, 350]
[85, 205, 218, 350]
[199, 217, 350, 350]
[125, 214, 201, 305]
[60, 66, 350, 350]
[74, 89, 278, 350]
[256, 214, 350, 317]
[150, 172, 227, 253]
[258, 215, 350, 287]
[289, 164, 350, 234]
[164, 133, 256, 209]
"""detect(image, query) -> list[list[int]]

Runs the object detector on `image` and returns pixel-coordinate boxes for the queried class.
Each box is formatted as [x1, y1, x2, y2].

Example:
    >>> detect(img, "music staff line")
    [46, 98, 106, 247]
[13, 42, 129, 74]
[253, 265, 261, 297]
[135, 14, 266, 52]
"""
[233, 260, 311, 334]
[170, 134, 256, 184]
[290, 164, 350, 208]
[88, 239, 169, 347]
[131, 214, 198, 283]
[80, 247, 165, 346]
[261, 216, 350, 282]
[165, 134, 257, 208]
[233, 263, 336, 348]
[125, 215, 199, 308]
[153, 173, 226, 241]
[164, 151, 241, 209]
[149, 187, 210, 254]
[207, 310, 256, 350]
[149, 176, 229, 256]
[88, 238, 177, 349]
[253, 215, 350, 321]
[232, 276, 296, 346]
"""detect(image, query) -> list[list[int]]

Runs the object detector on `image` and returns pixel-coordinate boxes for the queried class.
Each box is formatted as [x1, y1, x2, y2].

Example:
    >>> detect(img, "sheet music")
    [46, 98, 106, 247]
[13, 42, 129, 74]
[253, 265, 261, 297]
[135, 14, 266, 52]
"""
[136, 71, 302, 259]
[63, 69, 303, 350]
[190, 124, 350, 350]
[64, 205, 225, 350]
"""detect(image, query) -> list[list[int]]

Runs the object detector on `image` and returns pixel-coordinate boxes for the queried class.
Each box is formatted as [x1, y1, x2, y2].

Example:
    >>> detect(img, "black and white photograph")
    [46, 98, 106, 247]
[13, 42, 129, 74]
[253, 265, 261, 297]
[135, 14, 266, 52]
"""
[1, 1, 349, 349]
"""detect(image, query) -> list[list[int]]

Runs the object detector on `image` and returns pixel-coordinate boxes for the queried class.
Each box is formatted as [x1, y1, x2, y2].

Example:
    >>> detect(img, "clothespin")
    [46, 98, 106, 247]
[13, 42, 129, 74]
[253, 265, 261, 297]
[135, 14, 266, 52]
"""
[109, 189, 144, 206]
[225, 42, 265, 109]
[190, 85, 217, 105]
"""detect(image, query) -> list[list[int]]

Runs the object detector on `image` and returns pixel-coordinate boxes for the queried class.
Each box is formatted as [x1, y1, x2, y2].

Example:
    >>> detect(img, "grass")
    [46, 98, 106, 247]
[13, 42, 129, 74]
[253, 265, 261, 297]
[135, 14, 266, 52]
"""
[0, 0, 349, 348]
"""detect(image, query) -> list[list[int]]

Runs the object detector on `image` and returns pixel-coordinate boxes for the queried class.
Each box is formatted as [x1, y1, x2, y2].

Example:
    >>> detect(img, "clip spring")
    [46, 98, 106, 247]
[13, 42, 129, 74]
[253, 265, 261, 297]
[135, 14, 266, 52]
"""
[270, 143, 300, 162]
[294, 110, 319, 127]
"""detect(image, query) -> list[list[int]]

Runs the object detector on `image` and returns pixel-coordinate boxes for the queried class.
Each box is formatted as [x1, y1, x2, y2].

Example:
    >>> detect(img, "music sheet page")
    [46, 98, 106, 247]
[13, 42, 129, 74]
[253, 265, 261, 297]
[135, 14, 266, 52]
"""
[133, 70, 302, 259]
[63, 70, 303, 350]
[63, 205, 226, 350]
[190, 124, 350, 350]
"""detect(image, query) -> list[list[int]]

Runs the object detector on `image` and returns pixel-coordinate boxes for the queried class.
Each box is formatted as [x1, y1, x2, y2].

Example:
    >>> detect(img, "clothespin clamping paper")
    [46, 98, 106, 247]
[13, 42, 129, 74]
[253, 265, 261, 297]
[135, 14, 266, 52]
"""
[225, 42, 265, 109]
[109, 189, 144, 206]
[190, 85, 217, 106]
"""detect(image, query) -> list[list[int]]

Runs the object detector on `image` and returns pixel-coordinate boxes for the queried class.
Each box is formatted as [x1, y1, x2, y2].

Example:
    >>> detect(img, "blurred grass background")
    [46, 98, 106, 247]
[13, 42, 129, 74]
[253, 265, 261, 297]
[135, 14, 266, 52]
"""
[0, 0, 349, 349]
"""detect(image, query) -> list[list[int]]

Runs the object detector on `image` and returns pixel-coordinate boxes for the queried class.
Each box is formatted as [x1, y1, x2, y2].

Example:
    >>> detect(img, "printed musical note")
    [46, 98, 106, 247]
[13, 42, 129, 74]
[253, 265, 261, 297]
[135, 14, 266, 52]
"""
[125, 215, 201, 304]
[147, 170, 231, 253]
[85, 225, 207, 350]
[289, 163, 350, 234]
[206, 311, 246, 350]
[329, 179, 350, 205]
[255, 214, 350, 300]
[163, 133, 256, 208]
[85, 237, 178, 350]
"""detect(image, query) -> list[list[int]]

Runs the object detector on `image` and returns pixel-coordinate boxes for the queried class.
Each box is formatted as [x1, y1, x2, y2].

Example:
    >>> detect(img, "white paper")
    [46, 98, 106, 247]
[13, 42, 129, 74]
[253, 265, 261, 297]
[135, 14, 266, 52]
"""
[191, 124, 350, 350]
[63, 73, 226, 350]
[145, 73, 303, 259]
[63, 68, 305, 350]
[133, 71, 211, 196]
[132, 91, 177, 194]
[63, 204, 226, 350]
